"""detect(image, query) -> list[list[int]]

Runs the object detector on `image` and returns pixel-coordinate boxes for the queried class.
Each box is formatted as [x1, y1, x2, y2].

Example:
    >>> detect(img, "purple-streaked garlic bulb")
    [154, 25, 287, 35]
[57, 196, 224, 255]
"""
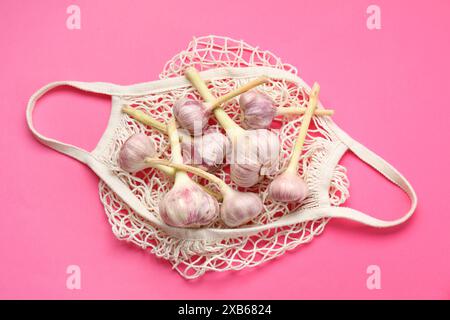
[158, 119, 219, 228]
[268, 83, 320, 203]
[182, 130, 230, 172]
[118, 133, 156, 172]
[173, 98, 210, 135]
[239, 90, 276, 129]
[144, 159, 264, 227]
[159, 173, 219, 228]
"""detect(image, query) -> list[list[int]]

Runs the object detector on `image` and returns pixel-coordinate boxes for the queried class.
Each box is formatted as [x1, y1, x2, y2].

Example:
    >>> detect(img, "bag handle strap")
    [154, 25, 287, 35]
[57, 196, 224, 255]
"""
[26, 81, 122, 163]
[322, 122, 418, 227]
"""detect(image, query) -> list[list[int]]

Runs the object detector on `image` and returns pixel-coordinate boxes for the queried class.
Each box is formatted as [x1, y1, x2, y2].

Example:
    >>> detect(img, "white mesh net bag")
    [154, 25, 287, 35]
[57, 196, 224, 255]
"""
[95, 35, 351, 279]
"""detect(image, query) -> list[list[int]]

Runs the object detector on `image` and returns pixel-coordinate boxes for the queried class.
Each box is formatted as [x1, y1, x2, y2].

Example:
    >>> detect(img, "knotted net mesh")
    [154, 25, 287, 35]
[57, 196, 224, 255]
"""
[97, 36, 350, 279]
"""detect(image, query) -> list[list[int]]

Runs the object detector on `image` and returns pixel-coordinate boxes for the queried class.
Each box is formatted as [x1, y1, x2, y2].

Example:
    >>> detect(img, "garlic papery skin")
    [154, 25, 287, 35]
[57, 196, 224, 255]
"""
[144, 158, 264, 227]
[267, 82, 320, 204]
[118, 133, 157, 173]
[182, 130, 230, 172]
[219, 190, 263, 227]
[239, 90, 276, 129]
[173, 98, 210, 136]
[159, 173, 219, 227]
[119, 133, 179, 177]
[268, 170, 308, 202]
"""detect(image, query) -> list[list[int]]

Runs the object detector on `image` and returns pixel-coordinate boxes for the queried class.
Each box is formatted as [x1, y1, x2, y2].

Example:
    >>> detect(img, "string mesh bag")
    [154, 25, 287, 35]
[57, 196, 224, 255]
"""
[97, 35, 350, 279]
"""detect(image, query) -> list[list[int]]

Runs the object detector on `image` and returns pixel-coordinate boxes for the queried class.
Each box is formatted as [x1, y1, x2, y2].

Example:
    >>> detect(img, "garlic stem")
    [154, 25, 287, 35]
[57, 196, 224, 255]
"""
[213, 108, 245, 137]
[276, 106, 333, 117]
[198, 184, 223, 201]
[145, 158, 232, 195]
[122, 106, 168, 134]
[152, 163, 175, 176]
[166, 118, 193, 185]
[147, 162, 222, 200]
[209, 77, 268, 109]
[285, 83, 320, 173]
[184, 67, 217, 103]
[122, 106, 194, 143]
[166, 118, 183, 164]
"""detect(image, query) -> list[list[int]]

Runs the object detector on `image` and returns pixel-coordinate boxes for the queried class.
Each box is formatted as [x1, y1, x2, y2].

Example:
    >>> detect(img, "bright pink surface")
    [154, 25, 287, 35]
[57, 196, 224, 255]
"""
[1, 0, 449, 299]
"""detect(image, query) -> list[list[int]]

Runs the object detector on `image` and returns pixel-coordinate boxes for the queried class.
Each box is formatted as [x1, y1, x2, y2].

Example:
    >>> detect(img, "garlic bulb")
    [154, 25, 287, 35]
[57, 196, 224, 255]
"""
[184, 67, 280, 188]
[122, 107, 229, 172]
[267, 171, 308, 203]
[173, 98, 210, 135]
[159, 173, 219, 227]
[239, 90, 276, 129]
[145, 158, 264, 227]
[229, 129, 279, 187]
[268, 83, 320, 203]
[158, 119, 219, 227]
[118, 133, 156, 172]
[182, 130, 230, 172]
[219, 190, 263, 227]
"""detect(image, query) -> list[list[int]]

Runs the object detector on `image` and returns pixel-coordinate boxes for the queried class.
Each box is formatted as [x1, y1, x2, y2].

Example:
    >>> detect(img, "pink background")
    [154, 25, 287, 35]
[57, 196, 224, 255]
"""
[1, 0, 449, 299]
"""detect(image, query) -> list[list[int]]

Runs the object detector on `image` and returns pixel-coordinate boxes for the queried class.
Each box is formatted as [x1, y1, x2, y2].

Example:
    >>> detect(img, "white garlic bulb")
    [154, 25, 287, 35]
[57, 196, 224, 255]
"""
[173, 98, 210, 135]
[181, 67, 280, 187]
[239, 90, 276, 129]
[118, 133, 156, 172]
